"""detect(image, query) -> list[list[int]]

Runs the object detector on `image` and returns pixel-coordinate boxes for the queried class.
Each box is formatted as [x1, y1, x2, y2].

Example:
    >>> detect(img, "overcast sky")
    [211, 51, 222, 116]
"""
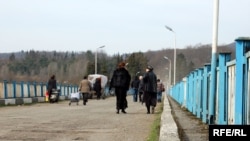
[0, 0, 249, 55]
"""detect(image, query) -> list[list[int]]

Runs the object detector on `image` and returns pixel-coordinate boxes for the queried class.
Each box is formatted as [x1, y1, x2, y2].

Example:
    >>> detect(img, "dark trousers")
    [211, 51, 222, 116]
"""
[81, 93, 88, 105]
[96, 90, 101, 99]
[144, 91, 157, 112]
[157, 91, 162, 102]
[115, 88, 127, 110]
[133, 88, 138, 102]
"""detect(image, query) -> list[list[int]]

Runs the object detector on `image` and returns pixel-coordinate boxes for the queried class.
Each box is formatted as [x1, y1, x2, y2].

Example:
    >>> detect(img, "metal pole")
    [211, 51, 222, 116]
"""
[95, 51, 97, 74]
[169, 60, 171, 87]
[165, 25, 176, 84]
[173, 33, 176, 84]
[95, 45, 105, 74]
[209, 0, 219, 124]
[164, 56, 171, 88]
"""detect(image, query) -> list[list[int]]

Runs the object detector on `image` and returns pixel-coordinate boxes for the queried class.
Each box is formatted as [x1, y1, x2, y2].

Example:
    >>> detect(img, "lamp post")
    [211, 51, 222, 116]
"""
[95, 45, 105, 74]
[164, 56, 171, 87]
[165, 25, 176, 84]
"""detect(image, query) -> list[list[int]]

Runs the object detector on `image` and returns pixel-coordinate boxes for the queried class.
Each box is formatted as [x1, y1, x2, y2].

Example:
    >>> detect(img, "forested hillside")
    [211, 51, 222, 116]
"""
[0, 43, 235, 85]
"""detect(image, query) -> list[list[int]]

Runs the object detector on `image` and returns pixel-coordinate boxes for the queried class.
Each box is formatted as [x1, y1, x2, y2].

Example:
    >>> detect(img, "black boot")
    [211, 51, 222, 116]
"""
[147, 106, 150, 114]
[116, 109, 119, 114]
[121, 109, 126, 114]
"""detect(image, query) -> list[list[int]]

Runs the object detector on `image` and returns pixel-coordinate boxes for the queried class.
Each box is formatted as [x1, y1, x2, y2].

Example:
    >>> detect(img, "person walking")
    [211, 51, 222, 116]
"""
[109, 62, 131, 114]
[138, 75, 144, 103]
[47, 74, 57, 103]
[131, 76, 140, 102]
[79, 75, 91, 105]
[143, 65, 157, 114]
[157, 79, 165, 102]
[94, 77, 102, 100]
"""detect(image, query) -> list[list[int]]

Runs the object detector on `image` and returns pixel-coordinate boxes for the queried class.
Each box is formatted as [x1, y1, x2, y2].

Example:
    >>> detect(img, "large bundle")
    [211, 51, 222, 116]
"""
[88, 74, 108, 89]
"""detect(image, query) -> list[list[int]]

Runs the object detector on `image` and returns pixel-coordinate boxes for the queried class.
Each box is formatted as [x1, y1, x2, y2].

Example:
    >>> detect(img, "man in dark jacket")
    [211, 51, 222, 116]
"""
[143, 65, 157, 114]
[131, 76, 140, 102]
[109, 62, 131, 114]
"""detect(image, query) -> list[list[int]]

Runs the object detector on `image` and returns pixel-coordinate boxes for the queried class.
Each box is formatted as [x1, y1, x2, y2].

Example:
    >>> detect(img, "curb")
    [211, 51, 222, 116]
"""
[159, 95, 180, 141]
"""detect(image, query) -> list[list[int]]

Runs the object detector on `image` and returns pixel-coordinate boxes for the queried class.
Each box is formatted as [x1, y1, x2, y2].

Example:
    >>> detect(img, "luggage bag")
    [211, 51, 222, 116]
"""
[69, 92, 80, 106]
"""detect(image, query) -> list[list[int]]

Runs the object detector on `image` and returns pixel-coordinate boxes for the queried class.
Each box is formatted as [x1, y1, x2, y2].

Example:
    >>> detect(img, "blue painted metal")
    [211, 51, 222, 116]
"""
[193, 70, 198, 115]
[4, 80, 8, 98]
[166, 37, 250, 125]
[202, 64, 211, 123]
[1, 80, 78, 102]
[40, 82, 44, 97]
[27, 82, 30, 98]
[189, 72, 194, 112]
[33, 82, 37, 97]
[235, 37, 250, 124]
[218, 53, 231, 124]
[197, 68, 203, 118]
[13, 81, 16, 98]
[21, 81, 24, 98]
[209, 52, 217, 124]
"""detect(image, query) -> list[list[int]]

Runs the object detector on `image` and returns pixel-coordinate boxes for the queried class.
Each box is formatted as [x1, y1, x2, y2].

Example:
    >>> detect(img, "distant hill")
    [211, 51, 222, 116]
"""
[0, 42, 236, 84]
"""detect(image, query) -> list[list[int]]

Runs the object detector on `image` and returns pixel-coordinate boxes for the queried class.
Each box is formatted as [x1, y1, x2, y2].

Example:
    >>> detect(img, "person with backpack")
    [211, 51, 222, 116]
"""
[109, 62, 131, 114]
[131, 76, 140, 102]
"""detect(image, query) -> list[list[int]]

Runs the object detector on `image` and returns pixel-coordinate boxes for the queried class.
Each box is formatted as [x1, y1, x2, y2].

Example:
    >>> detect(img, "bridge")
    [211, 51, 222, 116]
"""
[1, 37, 250, 140]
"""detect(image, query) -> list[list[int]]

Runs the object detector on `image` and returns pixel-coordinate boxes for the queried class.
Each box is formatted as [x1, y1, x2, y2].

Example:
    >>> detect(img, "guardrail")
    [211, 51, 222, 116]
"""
[169, 37, 250, 125]
[0, 81, 78, 105]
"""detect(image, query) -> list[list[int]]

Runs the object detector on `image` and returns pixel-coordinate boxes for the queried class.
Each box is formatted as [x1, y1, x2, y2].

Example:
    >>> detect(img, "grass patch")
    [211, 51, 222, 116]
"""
[147, 102, 163, 141]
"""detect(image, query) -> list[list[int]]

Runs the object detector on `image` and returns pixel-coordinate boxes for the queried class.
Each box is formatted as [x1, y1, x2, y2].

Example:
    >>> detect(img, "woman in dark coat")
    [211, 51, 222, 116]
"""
[143, 65, 157, 114]
[47, 74, 57, 103]
[94, 77, 102, 99]
[109, 62, 131, 114]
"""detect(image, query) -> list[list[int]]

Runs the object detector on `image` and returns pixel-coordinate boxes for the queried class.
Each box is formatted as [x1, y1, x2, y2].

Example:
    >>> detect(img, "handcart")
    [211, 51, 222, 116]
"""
[69, 92, 80, 106]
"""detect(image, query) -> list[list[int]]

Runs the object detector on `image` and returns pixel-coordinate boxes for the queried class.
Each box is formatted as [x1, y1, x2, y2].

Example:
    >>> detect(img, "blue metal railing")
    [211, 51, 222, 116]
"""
[0, 81, 78, 100]
[168, 37, 250, 125]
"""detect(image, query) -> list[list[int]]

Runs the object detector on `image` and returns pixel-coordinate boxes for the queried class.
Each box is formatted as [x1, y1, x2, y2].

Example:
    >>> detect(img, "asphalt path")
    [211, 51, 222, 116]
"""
[0, 95, 156, 141]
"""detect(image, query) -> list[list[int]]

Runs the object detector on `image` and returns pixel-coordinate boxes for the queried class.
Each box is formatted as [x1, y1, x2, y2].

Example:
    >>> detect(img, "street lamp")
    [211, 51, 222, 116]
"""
[95, 45, 105, 74]
[165, 25, 176, 84]
[164, 56, 171, 87]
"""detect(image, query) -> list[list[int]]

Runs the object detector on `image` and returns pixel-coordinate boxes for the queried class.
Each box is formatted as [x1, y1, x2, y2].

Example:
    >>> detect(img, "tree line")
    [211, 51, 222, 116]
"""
[0, 43, 235, 85]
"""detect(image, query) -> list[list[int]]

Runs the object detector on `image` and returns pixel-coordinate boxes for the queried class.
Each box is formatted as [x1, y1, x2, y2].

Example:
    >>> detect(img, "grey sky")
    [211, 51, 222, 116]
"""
[0, 0, 249, 55]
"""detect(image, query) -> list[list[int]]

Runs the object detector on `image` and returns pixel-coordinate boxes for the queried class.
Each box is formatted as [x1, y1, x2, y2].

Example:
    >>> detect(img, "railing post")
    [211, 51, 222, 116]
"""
[13, 81, 16, 98]
[20, 81, 24, 98]
[33, 82, 37, 97]
[202, 64, 211, 123]
[40, 82, 44, 97]
[197, 68, 203, 119]
[193, 70, 198, 116]
[27, 82, 30, 98]
[4, 80, 8, 99]
[188, 72, 194, 112]
[235, 37, 250, 124]
[218, 52, 231, 124]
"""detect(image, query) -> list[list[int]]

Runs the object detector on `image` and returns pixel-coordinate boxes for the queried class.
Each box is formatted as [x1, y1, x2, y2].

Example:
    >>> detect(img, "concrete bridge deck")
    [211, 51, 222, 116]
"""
[0, 95, 208, 141]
